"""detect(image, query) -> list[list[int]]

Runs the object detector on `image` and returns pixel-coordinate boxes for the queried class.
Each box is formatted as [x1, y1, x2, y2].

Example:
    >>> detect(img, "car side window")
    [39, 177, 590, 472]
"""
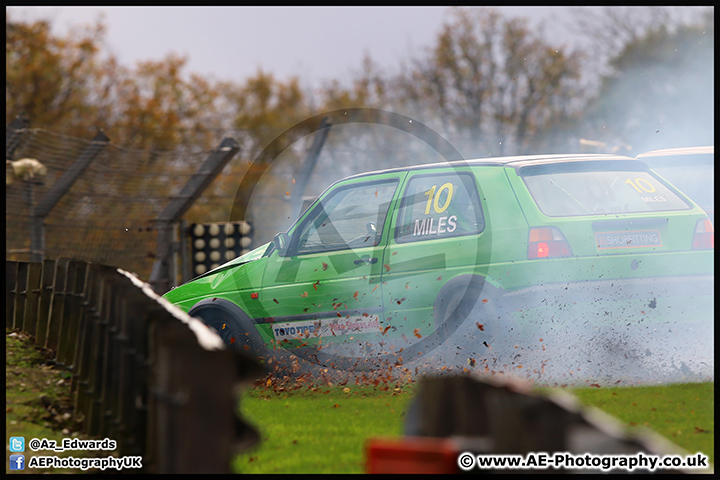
[395, 172, 485, 242]
[294, 179, 398, 254]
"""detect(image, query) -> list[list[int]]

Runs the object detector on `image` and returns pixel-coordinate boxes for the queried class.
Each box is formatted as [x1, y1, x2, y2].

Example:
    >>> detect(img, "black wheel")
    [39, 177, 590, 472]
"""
[188, 298, 267, 353]
[189, 305, 250, 351]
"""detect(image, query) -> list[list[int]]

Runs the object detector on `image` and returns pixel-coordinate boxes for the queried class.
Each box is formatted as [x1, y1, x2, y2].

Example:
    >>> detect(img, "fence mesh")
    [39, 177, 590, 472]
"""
[7, 118, 457, 282]
[6, 127, 244, 280]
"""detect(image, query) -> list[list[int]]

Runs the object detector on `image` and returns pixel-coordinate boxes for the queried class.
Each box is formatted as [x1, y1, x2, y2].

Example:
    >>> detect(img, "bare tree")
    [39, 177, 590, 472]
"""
[392, 7, 587, 156]
[570, 6, 714, 153]
[566, 6, 712, 78]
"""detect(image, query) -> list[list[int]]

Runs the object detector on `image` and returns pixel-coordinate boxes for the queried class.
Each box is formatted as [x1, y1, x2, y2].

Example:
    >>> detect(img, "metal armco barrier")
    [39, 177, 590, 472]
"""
[368, 374, 711, 474]
[6, 259, 266, 473]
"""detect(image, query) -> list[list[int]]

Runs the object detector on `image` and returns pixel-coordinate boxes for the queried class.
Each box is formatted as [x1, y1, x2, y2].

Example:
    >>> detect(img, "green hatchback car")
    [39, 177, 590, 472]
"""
[163, 154, 714, 384]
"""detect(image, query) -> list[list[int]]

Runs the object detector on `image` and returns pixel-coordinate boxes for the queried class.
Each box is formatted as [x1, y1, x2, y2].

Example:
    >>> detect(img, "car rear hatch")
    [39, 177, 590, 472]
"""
[500, 158, 713, 383]
[509, 158, 712, 258]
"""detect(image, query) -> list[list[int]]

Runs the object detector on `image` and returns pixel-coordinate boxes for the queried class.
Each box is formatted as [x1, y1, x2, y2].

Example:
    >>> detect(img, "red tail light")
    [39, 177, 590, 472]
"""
[692, 218, 714, 250]
[528, 227, 573, 259]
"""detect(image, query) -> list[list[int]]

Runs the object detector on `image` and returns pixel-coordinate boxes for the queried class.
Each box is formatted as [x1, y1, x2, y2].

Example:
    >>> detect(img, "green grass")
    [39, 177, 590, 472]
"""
[6, 329, 713, 474]
[234, 382, 417, 474]
[571, 383, 714, 465]
[6, 330, 96, 474]
[235, 379, 714, 474]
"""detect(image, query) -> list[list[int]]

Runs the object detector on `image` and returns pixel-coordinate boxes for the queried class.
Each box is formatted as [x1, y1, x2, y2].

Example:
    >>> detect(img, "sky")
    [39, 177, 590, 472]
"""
[6, 6, 583, 85]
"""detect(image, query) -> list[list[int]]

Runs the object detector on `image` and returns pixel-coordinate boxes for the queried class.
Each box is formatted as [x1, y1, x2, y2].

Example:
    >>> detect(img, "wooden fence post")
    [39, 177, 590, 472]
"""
[71, 263, 102, 410]
[45, 258, 70, 352]
[6, 261, 17, 328]
[56, 260, 86, 366]
[22, 262, 42, 336]
[35, 259, 56, 347]
[387, 374, 702, 474]
[5, 259, 266, 473]
[12, 262, 28, 330]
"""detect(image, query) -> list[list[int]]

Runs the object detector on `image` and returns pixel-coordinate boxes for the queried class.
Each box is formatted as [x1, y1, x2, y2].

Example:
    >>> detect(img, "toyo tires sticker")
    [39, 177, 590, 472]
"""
[272, 315, 381, 341]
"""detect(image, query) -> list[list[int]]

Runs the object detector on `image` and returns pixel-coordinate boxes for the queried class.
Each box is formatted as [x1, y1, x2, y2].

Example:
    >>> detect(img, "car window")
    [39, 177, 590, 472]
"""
[395, 172, 484, 242]
[295, 179, 398, 254]
[651, 165, 713, 208]
[521, 169, 692, 217]
[645, 156, 714, 210]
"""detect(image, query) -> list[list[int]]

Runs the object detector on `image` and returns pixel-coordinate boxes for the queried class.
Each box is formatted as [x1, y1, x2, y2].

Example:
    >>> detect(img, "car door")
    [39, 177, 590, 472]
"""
[380, 168, 489, 356]
[259, 172, 405, 358]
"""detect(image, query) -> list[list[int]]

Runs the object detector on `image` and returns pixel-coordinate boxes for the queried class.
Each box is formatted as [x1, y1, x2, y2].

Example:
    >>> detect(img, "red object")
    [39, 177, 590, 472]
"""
[365, 437, 459, 474]
[692, 218, 714, 250]
[527, 226, 572, 259]
[250, 292, 259, 299]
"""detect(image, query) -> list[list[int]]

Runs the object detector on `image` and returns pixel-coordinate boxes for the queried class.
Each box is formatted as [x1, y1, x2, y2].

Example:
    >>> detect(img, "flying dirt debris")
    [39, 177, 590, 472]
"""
[165, 153, 713, 387]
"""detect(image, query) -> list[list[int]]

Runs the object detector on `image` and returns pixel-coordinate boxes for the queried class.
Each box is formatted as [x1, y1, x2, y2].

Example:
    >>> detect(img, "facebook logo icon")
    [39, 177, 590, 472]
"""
[9, 454, 25, 470]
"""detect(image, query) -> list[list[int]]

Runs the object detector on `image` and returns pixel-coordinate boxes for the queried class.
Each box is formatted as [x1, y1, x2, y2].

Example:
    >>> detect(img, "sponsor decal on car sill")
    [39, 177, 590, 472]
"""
[272, 315, 381, 341]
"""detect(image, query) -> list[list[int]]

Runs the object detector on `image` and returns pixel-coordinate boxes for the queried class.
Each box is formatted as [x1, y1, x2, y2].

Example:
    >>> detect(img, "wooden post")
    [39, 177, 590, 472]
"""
[55, 260, 81, 367]
[147, 308, 262, 473]
[6, 261, 18, 329]
[35, 259, 56, 347]
[72, 263, 102, 399]
[13, 262, 28, 330]
[396, 374, 696, 473]
[45, 258, 70, 351]
[61, 262, 89, 371]
[22, 262, 43, 336]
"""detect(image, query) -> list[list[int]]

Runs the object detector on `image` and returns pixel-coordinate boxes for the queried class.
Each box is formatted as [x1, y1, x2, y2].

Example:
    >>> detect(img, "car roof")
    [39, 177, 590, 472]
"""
[636, 146, 714, 158]
[344, 153, 647, 180]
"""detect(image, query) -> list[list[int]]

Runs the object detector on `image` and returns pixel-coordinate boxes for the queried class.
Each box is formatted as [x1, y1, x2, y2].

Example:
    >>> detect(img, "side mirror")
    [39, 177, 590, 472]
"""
[273, 232, 290, 256]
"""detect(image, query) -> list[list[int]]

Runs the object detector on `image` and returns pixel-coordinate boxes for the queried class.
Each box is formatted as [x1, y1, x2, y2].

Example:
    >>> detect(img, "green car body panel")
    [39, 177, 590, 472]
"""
[162, 154, 713, 370]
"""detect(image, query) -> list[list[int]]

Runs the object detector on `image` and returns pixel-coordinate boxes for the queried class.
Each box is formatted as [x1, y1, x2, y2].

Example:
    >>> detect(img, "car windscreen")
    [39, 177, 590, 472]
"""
[520, 164, 693, 217]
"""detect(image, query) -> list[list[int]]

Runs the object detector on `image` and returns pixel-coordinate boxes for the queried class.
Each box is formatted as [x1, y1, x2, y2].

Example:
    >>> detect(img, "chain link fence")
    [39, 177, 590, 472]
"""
[6, 120, 246, 282]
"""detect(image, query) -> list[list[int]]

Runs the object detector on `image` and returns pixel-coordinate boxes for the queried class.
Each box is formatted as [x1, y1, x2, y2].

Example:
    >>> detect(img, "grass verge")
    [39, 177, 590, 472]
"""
[235, 379, 714, 474]
[5, 329, 96, 474]
[572, 382, 714, 465]
[234, 381, 417, 474]
[7, 329, 713, 474]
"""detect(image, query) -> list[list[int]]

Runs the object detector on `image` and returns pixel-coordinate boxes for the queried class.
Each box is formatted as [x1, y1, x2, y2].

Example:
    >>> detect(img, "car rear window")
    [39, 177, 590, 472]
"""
[644, 155, 714, 210]
[520, 166, 692, 217]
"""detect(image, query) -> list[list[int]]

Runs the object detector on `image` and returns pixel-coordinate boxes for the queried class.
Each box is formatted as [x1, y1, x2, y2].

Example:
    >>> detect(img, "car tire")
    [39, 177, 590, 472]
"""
[188, 299, 343, 378]
[188, 298, 265, 353]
